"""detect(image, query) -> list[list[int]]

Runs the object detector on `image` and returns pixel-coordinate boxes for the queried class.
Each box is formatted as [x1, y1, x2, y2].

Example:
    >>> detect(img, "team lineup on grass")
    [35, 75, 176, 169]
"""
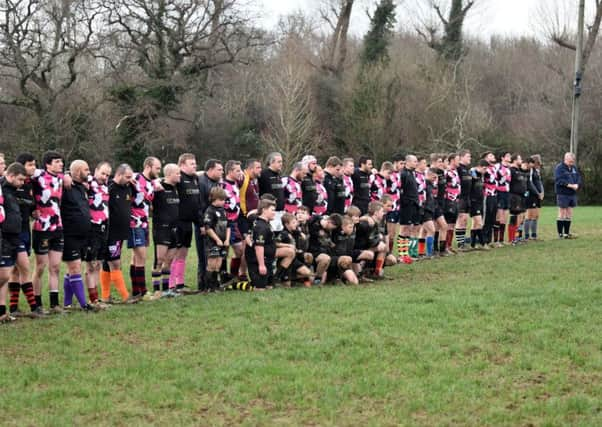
[0, 148, 582, 322]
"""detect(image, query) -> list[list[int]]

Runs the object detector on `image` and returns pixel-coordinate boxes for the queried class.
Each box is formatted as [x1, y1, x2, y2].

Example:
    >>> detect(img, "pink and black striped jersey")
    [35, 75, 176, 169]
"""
[370, 173, 387, 202]
[0, 184, 5, 224]
[283, 176, 303, 214]
[343, 174, 354, 211]
[130, 173, 154, 229]
[313, 180, 328, 216]
[444, 168, 461, 201]
[32, 169, 63, 232]
[415, 171, 427, 206]
[88, 177, 109, 226]
[222, 179, 241, 223]
[484, 164, 498, 197]
[496, 163, 511, 193]
[387, 171, 401, 210]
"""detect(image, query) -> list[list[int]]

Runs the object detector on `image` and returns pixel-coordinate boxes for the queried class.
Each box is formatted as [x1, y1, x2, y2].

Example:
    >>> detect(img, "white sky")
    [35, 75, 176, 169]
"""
[257, 0, 551, 39]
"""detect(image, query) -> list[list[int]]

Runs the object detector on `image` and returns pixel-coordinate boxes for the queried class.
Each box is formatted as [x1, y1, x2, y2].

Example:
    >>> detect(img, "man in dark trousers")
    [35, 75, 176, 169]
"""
[258, 152, 285, 232]
[554, 152, 582, 239]
[196, 159, 223, 291]
[351, 156, 373, 215]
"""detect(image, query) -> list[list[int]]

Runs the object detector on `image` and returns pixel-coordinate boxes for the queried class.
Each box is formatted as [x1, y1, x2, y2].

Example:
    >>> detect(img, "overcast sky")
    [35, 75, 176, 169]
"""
[258, 0, 546, 39]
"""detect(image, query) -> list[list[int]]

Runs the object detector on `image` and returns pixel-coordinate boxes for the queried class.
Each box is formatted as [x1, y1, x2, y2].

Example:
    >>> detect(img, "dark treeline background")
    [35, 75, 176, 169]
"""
[1, 0, 601, 203]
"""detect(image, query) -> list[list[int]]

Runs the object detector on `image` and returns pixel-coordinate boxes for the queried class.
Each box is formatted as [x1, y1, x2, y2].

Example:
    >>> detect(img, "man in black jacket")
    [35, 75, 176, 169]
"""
[323, 156, 346, 215]
[195, 159, 223, 290]
[60, 160, 97, 311]
[0, 163, 31, 321]
[301, 155, 318, 212]
[351, 156, 373, 215]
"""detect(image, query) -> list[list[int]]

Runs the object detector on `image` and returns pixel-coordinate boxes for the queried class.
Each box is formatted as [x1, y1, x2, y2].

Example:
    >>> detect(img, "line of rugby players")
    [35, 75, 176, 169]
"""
[0, 149, 544, 321]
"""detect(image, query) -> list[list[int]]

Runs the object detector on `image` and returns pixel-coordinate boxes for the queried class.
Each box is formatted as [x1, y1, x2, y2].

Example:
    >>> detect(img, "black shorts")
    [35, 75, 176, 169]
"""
[229, 221, 243, 244]
[104, 240, 124, 262]
[32, 231, 64, 255]
[83, 226, 107, 262]
[0, 234, 20, 268]
[16, 230, 31, 255]
[153, 224, 179, 249]
[509, 193, 526, 215]
[470, 199, 484, 217]
[497, 192, 510, 210]
[421, 210, 434, 223]
[526, 195, 542, 209]
[557, 194, 577, 208]
[458, 198, 470, 214]
[248, 262, 272, 289]
[63, 235, 87, 262]
[176, 221, 193, 249]
[205, 241, 227, 259]
[399, 203, 421, 226]
[443, 199, 459, 224]
[351, 249, 363, 263]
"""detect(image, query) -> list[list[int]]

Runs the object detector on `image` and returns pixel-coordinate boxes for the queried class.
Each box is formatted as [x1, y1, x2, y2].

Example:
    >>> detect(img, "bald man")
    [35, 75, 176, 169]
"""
[61, 160, 98, 311]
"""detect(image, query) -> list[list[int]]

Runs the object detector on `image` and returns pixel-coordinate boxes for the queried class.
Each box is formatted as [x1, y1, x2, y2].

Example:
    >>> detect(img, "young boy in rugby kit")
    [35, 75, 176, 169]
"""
[151, 164, 181, 298]
[330, 215, 360, 285]
[203, 187, 230, 292]
[277, 213, 314, 287]
[8, 154, 39, 316]
[308, 214, 341, 284]
[245, 198, 277, 291]
[355, 201, 388, 279]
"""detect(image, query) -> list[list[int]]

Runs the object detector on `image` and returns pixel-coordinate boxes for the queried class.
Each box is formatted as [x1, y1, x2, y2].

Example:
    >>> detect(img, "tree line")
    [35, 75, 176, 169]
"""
[1, 0, 601, 203]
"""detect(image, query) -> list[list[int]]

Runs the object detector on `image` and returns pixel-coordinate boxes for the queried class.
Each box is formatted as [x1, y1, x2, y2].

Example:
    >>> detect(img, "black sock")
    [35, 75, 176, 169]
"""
[212, 271, 220, 290]
[0, 305, 6, 316]
[470, 230, 477, 248]
[49, 291, 59, 308]
[439, 240, 446, 252]
[433, 232, 439, 251]
[564, 220, 572, 236]
[557, 219, 563, 237]
[477, 229, 485, 246]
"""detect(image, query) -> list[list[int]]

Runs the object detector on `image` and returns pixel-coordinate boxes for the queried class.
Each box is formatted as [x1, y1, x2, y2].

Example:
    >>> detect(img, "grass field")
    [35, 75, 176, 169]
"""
[1, 207, 601, 426]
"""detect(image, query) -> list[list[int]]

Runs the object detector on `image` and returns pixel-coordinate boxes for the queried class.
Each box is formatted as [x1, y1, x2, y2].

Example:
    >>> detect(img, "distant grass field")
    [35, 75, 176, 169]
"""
[1, 207, 601, 426]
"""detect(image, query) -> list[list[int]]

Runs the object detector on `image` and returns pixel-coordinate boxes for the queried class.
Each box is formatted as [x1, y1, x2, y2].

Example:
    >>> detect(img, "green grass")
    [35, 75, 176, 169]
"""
[1, 207, 602, 426]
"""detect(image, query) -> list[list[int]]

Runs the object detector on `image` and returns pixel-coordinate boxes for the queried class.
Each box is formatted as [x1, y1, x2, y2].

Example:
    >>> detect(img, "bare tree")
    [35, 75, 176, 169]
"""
[0, 0, 100, 147]
[318, 0, 355, 76]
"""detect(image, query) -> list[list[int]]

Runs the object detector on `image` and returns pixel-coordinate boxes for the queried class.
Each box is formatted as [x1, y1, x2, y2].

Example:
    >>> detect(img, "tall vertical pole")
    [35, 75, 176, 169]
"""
[570, 0, 585, 160]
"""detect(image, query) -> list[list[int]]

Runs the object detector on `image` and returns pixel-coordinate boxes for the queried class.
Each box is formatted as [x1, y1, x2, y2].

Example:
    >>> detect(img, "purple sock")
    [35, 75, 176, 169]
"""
[70, 274, 88, 308]
[63, 275, 73, 307]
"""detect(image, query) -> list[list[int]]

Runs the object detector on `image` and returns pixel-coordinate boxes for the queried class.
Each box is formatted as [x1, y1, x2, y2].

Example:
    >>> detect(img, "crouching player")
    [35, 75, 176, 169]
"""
[355, 201, 388, 280]
[331, 215, 360, 285]
[277, 213, 314, 287]
[308, 214, 341, 285]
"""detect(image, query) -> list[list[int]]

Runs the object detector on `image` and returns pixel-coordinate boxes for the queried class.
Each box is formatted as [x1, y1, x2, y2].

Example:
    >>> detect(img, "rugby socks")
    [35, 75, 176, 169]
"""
[161, 269, 171, 291]
[455, 228, 466, 248]
[470, 230, 477, 248]
[409, 237, 418, 258]
[169, 259, 186, 290]
[445, 229, 454, 250]
[425, 236, 434, 256]
[523, 219, 531, 239]
[433, 232, 439, 252]
[230, 258, 241, 277]
[493, 222, 501, 242]
[35, 295, 43, 308]
[152, 270, 161, 292]
[388, 239, 394, 253]
[130, 266, 147, 296]
[129, 265, 137, 295]
[88, 287, 98, 304]
[63, 274, 73, 307]
[21, 283, 37, 311]
[0, 305, 5, 317]
[439, 240, 447, 253]
[418, 238, 426, 256]
[397, 235, 410, 258]
[531, 219, 538, 238]
[70, 274, 87, 309]
[8, 282, 20, 313]
[230, 281, 254, 291]
[508, 216, 517, 243]
[564, 219, 572, 236]
[110, 270, 130, 300]
[49, 290, 60, 308]
[499, 223, 506, 242]
[100, 270, 112, 300]
[374, 258, 384, 276]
